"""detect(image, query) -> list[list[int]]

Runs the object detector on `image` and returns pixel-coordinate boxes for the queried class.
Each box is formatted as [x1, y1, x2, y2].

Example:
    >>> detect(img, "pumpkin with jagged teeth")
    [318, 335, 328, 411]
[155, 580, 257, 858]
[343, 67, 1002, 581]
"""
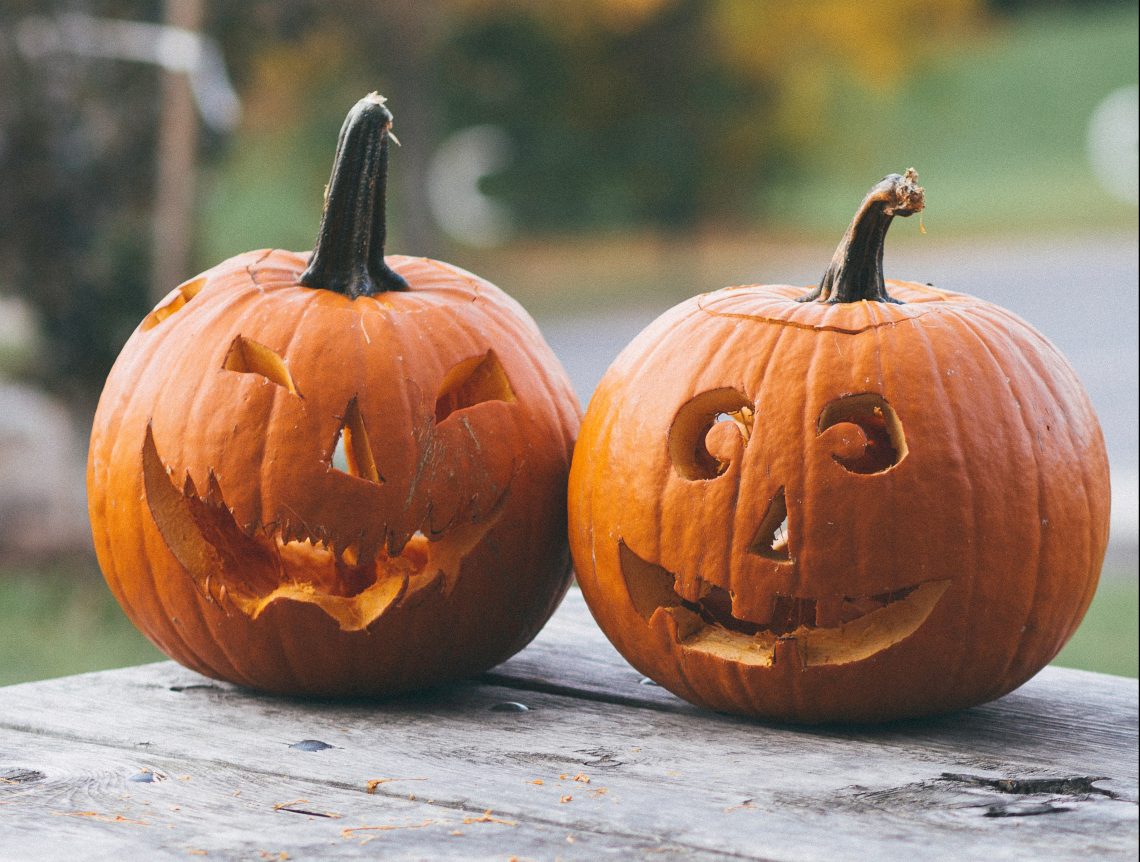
[88, 96, 580, 696]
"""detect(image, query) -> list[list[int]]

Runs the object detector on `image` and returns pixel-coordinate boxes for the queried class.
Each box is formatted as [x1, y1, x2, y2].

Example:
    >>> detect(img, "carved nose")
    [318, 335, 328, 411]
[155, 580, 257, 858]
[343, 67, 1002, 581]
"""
[748, 487, 791, 562]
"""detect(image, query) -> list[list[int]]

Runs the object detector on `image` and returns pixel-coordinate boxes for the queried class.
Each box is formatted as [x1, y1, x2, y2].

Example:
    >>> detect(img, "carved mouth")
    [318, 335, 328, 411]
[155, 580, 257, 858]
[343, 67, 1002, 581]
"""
[619, 543, 950, 668]
[142, 426, 501, 631]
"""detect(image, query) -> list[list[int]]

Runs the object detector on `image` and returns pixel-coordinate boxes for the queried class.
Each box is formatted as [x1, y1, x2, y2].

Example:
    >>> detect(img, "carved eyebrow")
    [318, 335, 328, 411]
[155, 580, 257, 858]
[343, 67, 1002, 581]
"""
[435, 350, 516, 424]
[222, 335, 300, 396]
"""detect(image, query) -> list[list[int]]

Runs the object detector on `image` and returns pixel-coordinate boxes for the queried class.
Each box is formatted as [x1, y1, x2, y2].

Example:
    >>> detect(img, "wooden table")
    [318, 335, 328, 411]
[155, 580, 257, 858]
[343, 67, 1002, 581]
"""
[1, 591, 1136, 861]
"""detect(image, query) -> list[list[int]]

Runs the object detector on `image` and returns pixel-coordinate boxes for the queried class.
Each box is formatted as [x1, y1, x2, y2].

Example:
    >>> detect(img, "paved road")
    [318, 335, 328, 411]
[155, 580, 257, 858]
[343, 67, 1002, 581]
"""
[535, 232, 1139, 544]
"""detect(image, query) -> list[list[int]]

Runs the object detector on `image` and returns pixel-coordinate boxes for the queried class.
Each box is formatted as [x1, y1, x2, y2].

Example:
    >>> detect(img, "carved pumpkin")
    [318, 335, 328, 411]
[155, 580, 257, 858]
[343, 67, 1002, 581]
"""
[88, 95, 580, 696]
[568, 170, 1110, 723]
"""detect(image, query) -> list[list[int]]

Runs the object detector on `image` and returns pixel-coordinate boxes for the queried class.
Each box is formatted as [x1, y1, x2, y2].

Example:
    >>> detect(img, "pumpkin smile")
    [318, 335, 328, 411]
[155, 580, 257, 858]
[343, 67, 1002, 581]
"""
[619, 542, 950, 668]
[142, 425, 503, 632]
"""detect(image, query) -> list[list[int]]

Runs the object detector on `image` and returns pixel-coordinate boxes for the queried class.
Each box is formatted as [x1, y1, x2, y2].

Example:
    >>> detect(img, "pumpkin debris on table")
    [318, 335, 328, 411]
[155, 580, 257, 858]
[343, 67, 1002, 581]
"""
[87, 95, 580, 696]
[568, 169, 1110, 723]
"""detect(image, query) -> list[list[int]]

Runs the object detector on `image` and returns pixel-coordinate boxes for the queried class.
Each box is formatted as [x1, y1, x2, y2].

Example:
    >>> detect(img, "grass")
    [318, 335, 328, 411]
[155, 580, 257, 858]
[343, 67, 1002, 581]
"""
[765, 6, 1139, 237]
[0, 562, 162, 688]
[0, 558, 1135, 688]
[1053, 573, 1140, 678]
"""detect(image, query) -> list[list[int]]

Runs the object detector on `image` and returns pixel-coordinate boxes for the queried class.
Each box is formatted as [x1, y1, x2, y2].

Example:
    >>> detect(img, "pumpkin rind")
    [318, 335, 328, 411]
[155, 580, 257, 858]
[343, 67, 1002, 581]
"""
[568, 173, 1110, 723]
[88, 98, 580, 695]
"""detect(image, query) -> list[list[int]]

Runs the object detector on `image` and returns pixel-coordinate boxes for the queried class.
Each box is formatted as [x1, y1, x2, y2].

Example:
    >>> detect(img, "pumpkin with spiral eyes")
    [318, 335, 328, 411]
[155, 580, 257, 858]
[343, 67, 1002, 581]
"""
[568, 170, 1110, 723]
[87, 95, 580, 696]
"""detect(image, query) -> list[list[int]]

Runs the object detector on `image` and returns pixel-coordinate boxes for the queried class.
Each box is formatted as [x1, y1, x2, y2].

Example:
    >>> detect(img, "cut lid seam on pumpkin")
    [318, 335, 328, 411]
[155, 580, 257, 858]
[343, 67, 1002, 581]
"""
[244, 248, 278, 290]
[697, 296, 944, 334]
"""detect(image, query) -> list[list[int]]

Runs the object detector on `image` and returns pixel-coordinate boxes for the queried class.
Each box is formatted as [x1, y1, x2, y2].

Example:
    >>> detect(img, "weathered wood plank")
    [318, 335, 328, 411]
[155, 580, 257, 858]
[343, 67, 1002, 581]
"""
[0, 727, 716, 861]
[489, 592, 1140, 777]
[0, 591, 1136, 861]
[1, 670, 1135, 861]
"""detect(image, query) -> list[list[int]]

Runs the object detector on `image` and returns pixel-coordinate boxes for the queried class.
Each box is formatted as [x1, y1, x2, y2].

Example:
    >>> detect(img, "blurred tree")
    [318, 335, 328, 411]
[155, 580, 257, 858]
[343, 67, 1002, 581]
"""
[0, 0, 988, 404]
[209, 0, 458, 256]
[0, 0, 162, 407]
[986, 0, 1130, 9]
[439, 0, 984, 231]
[151, 0, 203, 303]
[441, 0, 762, 231]
[0, 1, 300, 404]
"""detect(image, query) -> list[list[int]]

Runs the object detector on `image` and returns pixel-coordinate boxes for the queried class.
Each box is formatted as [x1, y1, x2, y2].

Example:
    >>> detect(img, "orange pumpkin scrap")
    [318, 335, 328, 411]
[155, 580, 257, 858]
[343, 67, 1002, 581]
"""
[568, 169, 1110, 723]
[88, 95, 580, 695]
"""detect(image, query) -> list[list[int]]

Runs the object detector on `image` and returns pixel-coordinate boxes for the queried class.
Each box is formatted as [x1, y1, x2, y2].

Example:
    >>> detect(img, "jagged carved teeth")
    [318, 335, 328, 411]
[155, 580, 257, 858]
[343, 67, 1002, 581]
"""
[272, 530, 358, 563]
[141, 425, 442, 631]
[618, 542, 951, 668]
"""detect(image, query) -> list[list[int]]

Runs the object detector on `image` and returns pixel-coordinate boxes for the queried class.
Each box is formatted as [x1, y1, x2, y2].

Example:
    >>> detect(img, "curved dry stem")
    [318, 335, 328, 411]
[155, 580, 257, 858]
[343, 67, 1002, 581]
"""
[800, 168, 925, 305]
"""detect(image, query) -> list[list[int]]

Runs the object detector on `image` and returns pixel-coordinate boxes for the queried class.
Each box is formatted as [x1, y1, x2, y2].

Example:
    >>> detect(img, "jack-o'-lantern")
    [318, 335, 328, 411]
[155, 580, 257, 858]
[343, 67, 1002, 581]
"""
[568, 170, 1110, 723]
[88, 95, 580, 696]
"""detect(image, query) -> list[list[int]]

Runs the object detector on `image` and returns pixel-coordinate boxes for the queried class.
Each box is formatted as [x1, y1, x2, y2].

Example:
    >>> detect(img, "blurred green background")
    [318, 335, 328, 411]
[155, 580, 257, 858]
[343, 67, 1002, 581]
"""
[0, 0, 1136, 686]
[1, 560, 1134, 688]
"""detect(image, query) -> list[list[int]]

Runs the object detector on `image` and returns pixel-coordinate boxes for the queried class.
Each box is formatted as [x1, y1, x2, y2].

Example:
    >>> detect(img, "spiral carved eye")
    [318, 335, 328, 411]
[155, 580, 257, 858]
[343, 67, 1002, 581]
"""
[817, 393, 908, 475]
[668, 388, 754, 480]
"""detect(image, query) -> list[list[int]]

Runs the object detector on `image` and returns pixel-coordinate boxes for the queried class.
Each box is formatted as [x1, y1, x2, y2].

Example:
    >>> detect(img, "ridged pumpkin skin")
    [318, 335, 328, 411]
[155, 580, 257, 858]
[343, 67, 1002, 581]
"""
[88, 97, 580, 696]
[568, 175, 1109, 723]
[89, 251, 579, 695]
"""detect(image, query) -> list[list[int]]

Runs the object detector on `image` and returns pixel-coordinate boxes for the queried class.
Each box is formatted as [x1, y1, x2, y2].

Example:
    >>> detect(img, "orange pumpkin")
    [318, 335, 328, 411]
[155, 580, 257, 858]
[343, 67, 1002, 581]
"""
[568, 170, 1110, 723]
[88, 95, 580, 696]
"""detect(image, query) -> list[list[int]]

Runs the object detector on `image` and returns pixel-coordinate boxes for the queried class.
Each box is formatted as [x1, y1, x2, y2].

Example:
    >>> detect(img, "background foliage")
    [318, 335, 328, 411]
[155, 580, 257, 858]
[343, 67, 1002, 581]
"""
[11, 0, 1136, 396]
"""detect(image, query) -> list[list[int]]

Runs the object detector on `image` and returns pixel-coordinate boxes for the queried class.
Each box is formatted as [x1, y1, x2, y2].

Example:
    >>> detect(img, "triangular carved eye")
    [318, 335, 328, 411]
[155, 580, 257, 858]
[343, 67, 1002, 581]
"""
[748, 487, 793, 562]
[222, 335, 299, 395]
[331, 397, 382, 484]
[435, 350, 516, 424]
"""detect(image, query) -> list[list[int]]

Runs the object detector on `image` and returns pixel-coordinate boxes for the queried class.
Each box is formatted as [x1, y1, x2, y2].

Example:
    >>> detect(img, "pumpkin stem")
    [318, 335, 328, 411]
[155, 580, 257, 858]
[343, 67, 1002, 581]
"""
[300, 94, 409, 296]
[800, 168, 924, 305]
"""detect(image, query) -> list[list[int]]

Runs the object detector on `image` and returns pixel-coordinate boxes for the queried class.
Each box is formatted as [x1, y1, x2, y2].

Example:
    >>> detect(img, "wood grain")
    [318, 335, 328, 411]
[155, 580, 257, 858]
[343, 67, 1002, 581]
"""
[0, 590, 1135, 861]
[0, 727, 725, 861]
[490, 594, 1139, 777]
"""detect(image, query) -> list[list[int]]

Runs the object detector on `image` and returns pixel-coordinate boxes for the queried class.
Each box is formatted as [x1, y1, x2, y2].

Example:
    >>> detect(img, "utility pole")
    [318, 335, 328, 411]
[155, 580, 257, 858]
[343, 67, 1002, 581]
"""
[151, 0, 204, 302]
